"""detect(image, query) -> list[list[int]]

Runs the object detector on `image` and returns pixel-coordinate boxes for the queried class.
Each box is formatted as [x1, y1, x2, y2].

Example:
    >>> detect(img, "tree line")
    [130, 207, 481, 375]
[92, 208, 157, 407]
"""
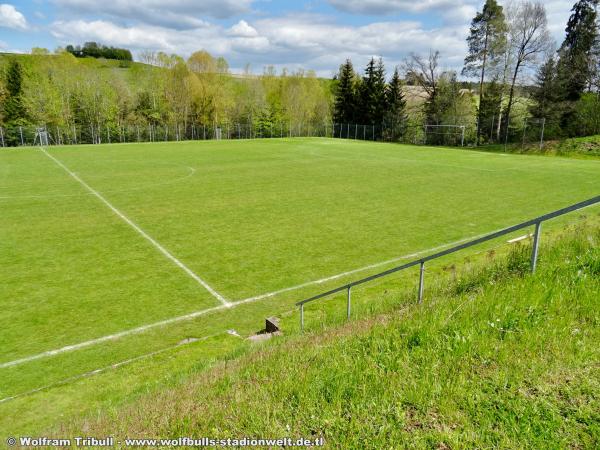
[0, 50, 331, 145]
[333, 0, 600, 145]
[65, 42, 133, 61]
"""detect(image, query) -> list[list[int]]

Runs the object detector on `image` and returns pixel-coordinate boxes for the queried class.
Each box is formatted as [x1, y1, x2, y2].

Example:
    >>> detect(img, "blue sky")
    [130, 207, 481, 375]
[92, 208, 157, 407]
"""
[0, 1, 573, 76]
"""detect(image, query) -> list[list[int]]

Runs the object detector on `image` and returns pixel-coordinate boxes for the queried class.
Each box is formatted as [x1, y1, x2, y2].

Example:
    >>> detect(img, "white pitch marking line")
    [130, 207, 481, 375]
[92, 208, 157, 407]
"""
[39, 147, 229, 306]
[238, 230, 498, 303]
[0, 331, 227, 404]
[0, 294, 266, 369]
[0, 229, 503, 370]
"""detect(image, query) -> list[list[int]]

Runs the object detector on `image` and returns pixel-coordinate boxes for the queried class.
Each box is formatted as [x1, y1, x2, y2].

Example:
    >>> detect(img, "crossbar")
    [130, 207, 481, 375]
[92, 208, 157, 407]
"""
[297, 195, 599, 309]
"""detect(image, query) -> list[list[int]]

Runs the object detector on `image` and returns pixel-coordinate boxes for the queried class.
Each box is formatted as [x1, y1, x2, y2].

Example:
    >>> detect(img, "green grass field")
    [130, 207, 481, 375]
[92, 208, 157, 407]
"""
[1, 137, 599, 435]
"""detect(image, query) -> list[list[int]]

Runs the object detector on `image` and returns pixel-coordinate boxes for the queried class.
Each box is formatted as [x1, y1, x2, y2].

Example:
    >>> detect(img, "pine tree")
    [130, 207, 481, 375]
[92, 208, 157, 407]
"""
[462, 0, 507, 145]
[529, 57, 563, 138]
[557, 0, 599, 102]
[357, 58, 387, 125]
[3, 59, 27, 122]
[385, 67, 407, 139]
[478, 78, 503, 142]
[372, 58, 387, 125]
[358, 58, 376, 124]
[333, 59, 358, 124]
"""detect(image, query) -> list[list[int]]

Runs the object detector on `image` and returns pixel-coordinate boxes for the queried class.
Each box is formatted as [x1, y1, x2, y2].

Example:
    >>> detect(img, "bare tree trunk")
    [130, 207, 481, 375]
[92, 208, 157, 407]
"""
[477, 27, 489, 146]
[504, 61, 521, 144]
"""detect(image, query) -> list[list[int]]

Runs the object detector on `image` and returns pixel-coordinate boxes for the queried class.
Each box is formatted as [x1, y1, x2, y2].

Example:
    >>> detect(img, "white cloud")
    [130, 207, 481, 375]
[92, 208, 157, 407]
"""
[45, 1, 575, 77]
[328, 0, 459, 15]
[50, 14, 470, 76]
[228, 20, 259, 38]
[0, 40, 7, 49]
[52, 0, 253, 29]
[0, 4, 28, 30]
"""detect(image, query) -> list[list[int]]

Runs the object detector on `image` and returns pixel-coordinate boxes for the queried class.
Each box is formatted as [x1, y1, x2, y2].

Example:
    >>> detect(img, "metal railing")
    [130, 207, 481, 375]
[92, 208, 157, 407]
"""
[297, 195, 600, 330]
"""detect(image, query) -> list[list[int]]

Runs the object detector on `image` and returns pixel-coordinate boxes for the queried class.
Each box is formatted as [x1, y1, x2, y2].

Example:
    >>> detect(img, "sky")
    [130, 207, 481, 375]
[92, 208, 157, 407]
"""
[0, 1, 575, 76]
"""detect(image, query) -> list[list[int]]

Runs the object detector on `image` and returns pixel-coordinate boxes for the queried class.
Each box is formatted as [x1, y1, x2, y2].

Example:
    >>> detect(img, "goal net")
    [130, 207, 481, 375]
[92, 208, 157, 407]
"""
[33, 127, 50, 147]
[423, 124, 466, 147]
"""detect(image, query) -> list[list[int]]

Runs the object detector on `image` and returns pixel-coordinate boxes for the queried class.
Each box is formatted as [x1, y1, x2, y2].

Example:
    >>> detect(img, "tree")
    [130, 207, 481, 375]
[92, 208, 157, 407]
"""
[529, 57, 563, 138]
[385, 67, 407, 138]
[3, 59, 27, 123]
[31, 47, 50, 55]
[404, 50, 441, 125]
[557, 0, 599, 101]
[333, 59, 358, 124]
[478, 78, 503, 142]
[556, 0, 599, 134]
[187, 50, 217, 74]
[463, 0, 507, 145]
[503, 2, 552, 142]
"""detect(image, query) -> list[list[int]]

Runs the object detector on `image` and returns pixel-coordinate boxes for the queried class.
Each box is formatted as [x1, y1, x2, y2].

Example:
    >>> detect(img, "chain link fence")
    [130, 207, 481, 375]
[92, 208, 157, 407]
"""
[1, 121, 479, 148]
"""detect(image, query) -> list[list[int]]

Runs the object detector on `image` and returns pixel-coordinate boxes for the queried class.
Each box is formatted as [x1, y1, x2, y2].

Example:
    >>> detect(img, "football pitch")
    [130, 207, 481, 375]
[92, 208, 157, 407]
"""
[1, 137, 599, 430]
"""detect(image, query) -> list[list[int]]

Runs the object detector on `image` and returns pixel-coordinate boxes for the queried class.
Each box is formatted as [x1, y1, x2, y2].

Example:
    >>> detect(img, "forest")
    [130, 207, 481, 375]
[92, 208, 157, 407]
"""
[0, 50, 332, 145]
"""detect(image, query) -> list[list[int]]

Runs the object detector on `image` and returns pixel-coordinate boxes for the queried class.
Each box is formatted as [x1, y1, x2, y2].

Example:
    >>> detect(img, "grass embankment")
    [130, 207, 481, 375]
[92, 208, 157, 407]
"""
[61, 220, 600, 448]
[482, 134, 600, 158]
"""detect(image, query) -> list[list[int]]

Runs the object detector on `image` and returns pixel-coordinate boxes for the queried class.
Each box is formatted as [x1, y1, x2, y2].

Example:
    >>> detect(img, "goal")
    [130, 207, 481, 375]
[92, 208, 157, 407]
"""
[33, 127, 50, 147]
[423, 124, 466, 147]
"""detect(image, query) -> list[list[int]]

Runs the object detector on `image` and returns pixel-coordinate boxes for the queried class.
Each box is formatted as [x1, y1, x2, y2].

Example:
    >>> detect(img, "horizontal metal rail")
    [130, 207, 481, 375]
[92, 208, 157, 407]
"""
[297, 195, 600, 329]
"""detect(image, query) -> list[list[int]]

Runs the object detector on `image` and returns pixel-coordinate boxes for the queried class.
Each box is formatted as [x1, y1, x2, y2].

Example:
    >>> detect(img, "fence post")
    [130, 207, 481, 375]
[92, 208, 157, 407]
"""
[531, 222, 542, 273]
[19, 126, 24, 146]
[418, 261, 425, 303]
[0, 127, 4, 147]
[347, 287, 352, 320]
[300, 304, 304, 332]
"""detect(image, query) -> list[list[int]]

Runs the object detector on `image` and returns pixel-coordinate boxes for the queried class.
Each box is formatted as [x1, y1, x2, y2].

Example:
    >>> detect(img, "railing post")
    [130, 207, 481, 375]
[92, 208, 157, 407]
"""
[531, 221, 542, 273]
[300, 304, 304, 332]
[347, 287, 351, 320]
[418, 261, 425, 303]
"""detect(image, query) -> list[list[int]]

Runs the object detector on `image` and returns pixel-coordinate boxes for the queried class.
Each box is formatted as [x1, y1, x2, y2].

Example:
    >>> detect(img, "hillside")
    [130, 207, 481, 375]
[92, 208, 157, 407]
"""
[57, 217, 600, 448]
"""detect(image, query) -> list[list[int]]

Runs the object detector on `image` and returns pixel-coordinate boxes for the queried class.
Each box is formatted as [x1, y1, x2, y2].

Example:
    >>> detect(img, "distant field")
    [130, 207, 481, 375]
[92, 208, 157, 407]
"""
[0, 137, 599, 434]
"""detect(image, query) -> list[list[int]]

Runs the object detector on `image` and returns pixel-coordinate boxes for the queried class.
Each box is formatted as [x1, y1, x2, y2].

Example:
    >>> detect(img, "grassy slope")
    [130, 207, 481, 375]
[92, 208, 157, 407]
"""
[482, 134, 600, 159]
[61, 220, 600, 449]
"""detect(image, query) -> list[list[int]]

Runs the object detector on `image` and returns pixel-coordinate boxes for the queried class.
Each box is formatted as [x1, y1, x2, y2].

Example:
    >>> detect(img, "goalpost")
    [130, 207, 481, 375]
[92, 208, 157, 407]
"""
[522, 118, 546, 150]
[423, 124, 466, 147]
[33, 127, 50, 147]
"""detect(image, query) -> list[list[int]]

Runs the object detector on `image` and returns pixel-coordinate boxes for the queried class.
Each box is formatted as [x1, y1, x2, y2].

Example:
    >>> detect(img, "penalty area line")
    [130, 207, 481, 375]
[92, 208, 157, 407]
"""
[237, 229, 499, 303]
[39, 147, 229, 307]
[0, 290, 273, 370]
